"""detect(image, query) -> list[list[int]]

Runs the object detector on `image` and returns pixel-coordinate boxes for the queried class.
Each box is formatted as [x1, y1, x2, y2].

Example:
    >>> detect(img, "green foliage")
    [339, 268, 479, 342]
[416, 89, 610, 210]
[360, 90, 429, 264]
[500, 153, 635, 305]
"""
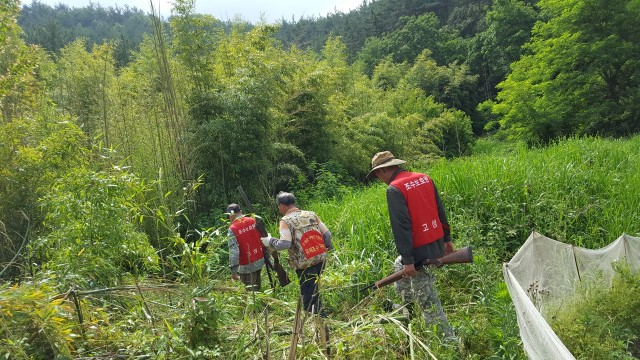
[53, 39, 115, 137]
[32, 165, 159, 288]
[357, 13, 447, 76]
[184, 284, 226, 350]
[19, 1, 152, 63]
[401, 50, 480, 118]
[0, 276, 228, 359]
[276, 0, 472, 60]
[164, 220, 230, 282]
[550, 265, 640, 359]
[190, 24, 286, 211]
[372, 56, 410, 90]
[292, 161, 350, 203]
[339, 112, 416, 173]
[0, 115, 88, 277]
[431, 135, 640, 257]
[170, 0, 223, 91]
[494, 0, 640, 143]
[281, 65, 333, 164]
[468, 0, 538, 101]
[1, 0, 52, 123]
[107, 35, 189, 212]
[420, 108, 476, 159]
[0, 280, 76, 359]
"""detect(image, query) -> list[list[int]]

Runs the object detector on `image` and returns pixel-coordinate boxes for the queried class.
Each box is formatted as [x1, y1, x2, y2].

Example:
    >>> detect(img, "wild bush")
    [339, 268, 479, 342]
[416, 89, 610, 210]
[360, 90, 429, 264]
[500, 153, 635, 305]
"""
[550, 264, 640, 359]
[0, 279, 76, 359]
[31, 166, 159, 289]
[420, 108, 475, 159]
[0, 116, 87, 279]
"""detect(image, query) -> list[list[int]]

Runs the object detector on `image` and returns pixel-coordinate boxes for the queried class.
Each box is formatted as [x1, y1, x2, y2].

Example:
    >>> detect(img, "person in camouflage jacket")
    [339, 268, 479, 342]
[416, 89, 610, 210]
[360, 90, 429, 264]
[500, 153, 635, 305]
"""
[261, 192, 333, 315]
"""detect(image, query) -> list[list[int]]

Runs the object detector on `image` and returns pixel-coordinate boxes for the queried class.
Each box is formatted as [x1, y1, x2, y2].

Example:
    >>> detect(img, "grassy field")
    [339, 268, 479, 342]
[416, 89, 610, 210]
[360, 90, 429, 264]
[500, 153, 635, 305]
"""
[303, 135, 640, 359]
[2, 136, 640, 359]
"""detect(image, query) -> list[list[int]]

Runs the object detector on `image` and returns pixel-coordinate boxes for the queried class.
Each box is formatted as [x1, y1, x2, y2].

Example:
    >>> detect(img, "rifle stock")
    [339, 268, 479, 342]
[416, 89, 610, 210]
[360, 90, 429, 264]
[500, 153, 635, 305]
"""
[265, 249, 291, 287]
[360, 246, 473, 293]
[237, 186, 291, 287]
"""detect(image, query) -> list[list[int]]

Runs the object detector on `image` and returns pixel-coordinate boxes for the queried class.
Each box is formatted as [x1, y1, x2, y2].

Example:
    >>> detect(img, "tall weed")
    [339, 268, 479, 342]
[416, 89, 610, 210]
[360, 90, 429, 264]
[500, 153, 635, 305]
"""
[549, 265, 640, 359]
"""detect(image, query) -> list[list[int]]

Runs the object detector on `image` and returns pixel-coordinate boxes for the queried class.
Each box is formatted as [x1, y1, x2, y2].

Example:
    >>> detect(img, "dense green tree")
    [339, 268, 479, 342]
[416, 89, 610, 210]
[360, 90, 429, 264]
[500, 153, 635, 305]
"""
[356, 13, 447, 76]
[275, 0, 463, 60]
[371, 56, 410, 91]
[420, 108, 475, 158]
[1, 0, 50, 123]
[494, 0, 640, 142]
[0, 115, 89, 278]
[379, 72, 476, 161]
[170, 0, 223, 92]
[0, 0, 65, 276]
[443, 0, 492, 38]
[19, 1, 152, 64]
[282, 70, 332, 164]
[33, 164, 159, 288]
[400, 50, 479, 117]
[51, 39, 115, 138]
[469, 0, 538, 101]
[190, 24, 288, 212]
[317, 37, 389, 179]
[106, 34, 199, 252]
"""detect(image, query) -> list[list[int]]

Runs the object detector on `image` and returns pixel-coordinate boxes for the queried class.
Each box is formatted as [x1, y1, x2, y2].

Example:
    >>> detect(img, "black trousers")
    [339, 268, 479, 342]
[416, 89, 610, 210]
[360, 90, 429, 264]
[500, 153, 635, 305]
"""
[296, 261, 325, 315]
[239, 268, 261, 292]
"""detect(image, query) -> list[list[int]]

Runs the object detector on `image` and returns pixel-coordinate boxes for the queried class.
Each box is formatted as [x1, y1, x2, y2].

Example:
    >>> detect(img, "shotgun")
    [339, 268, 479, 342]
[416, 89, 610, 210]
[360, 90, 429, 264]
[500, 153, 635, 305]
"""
[360, 246, 473, 293]
[237, 186, 291, 287]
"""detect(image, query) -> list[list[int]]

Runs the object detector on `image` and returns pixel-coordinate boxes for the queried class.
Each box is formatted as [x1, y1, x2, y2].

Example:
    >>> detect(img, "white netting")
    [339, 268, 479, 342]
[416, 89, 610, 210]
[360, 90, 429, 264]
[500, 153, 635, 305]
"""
[503, 231, 640, 360]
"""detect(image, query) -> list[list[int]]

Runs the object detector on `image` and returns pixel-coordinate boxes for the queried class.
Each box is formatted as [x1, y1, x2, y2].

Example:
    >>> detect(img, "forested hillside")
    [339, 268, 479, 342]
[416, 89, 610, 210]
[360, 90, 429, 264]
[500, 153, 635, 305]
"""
[2, 0, 640, 357]
[19, 1, 153, 66]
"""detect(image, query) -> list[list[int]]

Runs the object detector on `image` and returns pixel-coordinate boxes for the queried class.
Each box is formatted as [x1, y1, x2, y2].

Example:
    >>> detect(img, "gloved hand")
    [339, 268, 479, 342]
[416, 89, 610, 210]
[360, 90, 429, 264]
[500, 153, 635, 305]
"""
[261, 234, 271, 248]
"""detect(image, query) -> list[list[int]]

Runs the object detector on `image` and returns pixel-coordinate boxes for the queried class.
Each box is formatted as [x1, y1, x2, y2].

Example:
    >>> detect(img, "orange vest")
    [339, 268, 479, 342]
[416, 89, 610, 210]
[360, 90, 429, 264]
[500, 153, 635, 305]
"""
[229, 217, 264, 265]
[390, 171, 444, 248]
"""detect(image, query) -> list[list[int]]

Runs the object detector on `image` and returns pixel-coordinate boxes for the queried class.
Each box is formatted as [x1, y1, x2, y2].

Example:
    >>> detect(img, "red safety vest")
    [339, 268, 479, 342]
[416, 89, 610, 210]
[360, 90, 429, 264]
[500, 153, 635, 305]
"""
[281, 210, 328, 269]
[300, 229, 327, 260]
[390, 171, 444, 248]
[229, 216, 264, 265]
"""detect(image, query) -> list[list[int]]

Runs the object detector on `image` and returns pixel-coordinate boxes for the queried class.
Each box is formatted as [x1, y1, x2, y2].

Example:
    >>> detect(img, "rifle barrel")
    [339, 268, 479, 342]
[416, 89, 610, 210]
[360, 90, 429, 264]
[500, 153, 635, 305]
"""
[361, 246, 474, 293]
[359, 283, 376, 293]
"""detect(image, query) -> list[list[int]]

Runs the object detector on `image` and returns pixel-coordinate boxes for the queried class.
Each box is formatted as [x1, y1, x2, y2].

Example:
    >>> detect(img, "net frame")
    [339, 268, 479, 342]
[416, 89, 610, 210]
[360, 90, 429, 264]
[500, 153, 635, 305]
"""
[504, 231, 640, 359]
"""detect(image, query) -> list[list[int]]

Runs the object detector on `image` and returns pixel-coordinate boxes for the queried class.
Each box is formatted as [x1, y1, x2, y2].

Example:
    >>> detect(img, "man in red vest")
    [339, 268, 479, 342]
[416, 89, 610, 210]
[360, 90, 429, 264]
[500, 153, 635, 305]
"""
[226, 203, 265, 291]
[368, 151, 456, 339]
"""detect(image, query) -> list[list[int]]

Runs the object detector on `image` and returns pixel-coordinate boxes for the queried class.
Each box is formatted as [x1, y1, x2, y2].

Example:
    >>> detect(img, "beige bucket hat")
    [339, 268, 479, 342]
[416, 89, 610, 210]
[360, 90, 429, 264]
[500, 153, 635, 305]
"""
[367, 151, 406, 179]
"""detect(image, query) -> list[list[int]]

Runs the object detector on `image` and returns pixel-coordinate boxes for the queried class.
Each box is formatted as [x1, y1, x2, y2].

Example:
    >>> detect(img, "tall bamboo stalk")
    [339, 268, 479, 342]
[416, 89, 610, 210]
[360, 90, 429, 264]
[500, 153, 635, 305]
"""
[101, 48, 110, 146]
[148, 0, 191, 183]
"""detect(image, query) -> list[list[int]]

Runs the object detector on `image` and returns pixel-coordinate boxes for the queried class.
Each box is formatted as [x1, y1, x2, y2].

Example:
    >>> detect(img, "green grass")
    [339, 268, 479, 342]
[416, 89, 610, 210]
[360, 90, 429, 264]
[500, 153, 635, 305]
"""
[305, 135, 640, 359]
[3, 135, 640, 359]
[549, 265, 640, 359]
[430, 136, 640, 255]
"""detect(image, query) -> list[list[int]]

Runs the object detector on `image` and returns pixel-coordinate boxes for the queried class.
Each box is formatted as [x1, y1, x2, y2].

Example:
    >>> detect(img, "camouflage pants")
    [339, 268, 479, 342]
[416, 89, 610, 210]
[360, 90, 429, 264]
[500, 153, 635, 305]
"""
[394, 256, 454, 337]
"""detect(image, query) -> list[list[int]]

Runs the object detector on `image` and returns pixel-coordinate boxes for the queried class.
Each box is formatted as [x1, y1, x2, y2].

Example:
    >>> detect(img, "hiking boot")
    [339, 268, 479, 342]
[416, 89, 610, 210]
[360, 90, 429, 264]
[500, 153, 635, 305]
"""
[392, 303, 415, 318]
[390, 303, 412, 323]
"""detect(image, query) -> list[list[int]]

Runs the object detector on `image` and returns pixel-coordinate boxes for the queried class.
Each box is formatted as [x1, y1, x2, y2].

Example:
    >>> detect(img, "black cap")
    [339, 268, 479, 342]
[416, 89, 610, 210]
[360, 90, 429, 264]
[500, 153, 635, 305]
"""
[225, 203, 241, 215]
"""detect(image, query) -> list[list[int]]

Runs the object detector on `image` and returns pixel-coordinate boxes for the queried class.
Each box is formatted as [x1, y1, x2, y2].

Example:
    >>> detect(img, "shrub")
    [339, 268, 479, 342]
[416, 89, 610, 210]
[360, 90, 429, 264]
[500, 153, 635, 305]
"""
[550, 265, 640, 359]
[0, 279, 76, 359]
[32, 166, 159, 289]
